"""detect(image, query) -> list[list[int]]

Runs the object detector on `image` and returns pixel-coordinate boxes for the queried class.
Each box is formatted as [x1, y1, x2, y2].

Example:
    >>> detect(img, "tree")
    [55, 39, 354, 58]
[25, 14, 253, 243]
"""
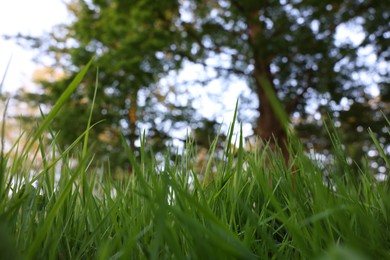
[13, 0, 390, 171]
[177, 0, 389, 167]
[14, 0, 201, 170]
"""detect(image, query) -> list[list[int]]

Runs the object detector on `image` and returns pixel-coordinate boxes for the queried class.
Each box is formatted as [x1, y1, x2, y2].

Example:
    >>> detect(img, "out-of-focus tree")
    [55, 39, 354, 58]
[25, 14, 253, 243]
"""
[11, 0, 389, 173]
[12, 0, 201, 170]
[176, 0, 389, 169]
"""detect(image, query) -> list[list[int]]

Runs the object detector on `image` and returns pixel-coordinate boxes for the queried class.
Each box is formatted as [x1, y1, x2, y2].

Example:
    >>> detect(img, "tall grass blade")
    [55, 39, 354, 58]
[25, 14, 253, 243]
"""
[368, 127, 390, 168]
[82, 68, 99, 160]
[0, 55, 12, 94]
[0, 99, 11, 201]
[257, 75, 289, 131]
[21, 57, 94, 157]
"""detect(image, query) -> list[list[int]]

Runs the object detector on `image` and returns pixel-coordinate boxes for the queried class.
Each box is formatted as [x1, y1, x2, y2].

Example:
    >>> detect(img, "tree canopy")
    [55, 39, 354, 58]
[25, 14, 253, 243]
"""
[14, 0, 390, 173]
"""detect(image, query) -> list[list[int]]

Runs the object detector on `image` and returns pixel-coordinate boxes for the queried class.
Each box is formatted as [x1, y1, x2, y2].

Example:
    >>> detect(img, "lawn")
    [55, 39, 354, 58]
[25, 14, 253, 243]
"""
[1, 64, 389, 259]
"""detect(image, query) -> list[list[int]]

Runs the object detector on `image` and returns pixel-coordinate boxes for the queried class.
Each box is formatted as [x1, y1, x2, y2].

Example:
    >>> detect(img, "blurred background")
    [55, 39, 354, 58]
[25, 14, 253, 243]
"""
[1, 0, 389, 178]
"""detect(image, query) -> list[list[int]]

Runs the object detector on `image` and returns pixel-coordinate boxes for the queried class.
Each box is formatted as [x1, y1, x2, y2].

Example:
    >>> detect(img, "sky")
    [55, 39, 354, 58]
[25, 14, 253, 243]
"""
[0, 0, 68, 93]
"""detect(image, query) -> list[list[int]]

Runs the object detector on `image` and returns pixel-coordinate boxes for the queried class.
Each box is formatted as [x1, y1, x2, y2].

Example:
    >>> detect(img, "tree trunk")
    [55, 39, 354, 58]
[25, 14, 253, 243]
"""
[254, 68, 290, 165]
[247, 9, 290, 166]
[128, 91, 138, 152]
[126, 90, 139, 175]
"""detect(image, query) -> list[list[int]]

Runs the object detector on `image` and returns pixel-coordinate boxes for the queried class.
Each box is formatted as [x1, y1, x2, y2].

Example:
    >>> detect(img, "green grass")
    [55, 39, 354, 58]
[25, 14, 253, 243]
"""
[1, 65, 390, 259]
